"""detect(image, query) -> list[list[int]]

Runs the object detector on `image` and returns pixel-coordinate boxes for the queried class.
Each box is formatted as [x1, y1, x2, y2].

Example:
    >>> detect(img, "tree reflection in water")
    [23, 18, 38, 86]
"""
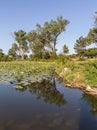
[14, 79, 67, 106]
[82, 93, 97, 115]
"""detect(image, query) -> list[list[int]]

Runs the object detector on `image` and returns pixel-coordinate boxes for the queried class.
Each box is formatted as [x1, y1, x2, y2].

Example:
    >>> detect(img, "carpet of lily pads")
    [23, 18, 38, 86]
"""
[0, 61, 55, 89]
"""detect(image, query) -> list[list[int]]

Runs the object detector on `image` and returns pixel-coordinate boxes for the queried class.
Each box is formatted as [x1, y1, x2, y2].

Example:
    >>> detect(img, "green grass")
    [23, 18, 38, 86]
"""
[55, 58, 97, 87]
[0, 59, 97, 88]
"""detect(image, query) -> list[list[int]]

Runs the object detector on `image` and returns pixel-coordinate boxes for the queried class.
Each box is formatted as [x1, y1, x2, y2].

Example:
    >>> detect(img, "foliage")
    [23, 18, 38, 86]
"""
[55, 54, 73, 74]
[74, 13, 97, 58]
[74, 36, 89, 56]
[13, 30, 29, 60]
[42, 16, 69, 55]
[58, 54, 70, 64]
[0, 48, 13, 61]
[84, 48, 97, 58]
[74, 33, 97, 58]
[87, 28, 97, 46]
[73, 12, 97, 58]
[0, 61, 66, 106]
[64, 63, 85, 82]
[27, 30, 47, 56]
[56, 56, 97, 86]
[85, 60, 97, 85]
[27, 16, 69, 58]
[0, 61, 55, 85]
[94, 12, 97, 27]
[8, 43, 18, 59]
[63, 44, 69, 54]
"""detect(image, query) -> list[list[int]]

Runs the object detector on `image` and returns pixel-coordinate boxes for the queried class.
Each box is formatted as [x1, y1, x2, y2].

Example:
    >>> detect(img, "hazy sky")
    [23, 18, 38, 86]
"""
[0, 0, 97, 54]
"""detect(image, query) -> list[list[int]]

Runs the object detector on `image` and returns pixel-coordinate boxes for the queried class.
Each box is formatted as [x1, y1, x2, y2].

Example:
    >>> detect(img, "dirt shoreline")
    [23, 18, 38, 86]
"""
[56, 73, 97, 98]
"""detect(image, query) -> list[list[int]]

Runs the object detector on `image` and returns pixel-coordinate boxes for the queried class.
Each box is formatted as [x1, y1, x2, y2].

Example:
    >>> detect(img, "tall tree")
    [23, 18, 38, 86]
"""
[13, 30, 28, 60]
[27, 30, 47, 58]
[42, 16, 69, 55]
[27, 16, 69, 58]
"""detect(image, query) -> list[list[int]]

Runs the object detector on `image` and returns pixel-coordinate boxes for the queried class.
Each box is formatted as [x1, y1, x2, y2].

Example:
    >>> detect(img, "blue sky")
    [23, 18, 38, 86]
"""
[0, 0, 97, 54]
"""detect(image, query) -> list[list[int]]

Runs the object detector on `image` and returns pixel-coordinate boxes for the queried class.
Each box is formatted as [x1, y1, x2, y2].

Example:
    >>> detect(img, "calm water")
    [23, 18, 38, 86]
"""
[0, 78, 97, 130]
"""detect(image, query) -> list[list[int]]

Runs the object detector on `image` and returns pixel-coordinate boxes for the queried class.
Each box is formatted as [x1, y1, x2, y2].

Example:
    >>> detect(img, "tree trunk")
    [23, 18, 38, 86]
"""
[52, 40, 56, 55]
[19, 48, 24, 60]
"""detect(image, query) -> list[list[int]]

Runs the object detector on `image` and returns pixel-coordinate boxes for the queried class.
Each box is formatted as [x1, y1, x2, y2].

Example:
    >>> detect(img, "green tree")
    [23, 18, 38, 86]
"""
[85, 12, 97, 58]
[84, 48, 97, 58]
[0, 48, 12, 61]
[0, 48, 4, 61]
[87, 12, 97, 46]
[63, 44, 69, 54]
[27, 30, 47, 59]
[27, 16, 69, 58]
[8, 43, 18, 59]
[74, 12, 97, 58]
[13, 30, 28, 60]
[74, 36, 88, 56]
[42, 16, 69, 55]
[87, 28, 97, 45]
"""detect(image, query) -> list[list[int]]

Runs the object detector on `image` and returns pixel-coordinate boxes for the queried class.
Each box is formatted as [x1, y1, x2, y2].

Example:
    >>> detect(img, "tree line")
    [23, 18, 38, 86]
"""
[2, 16, 69, 61]
[0, 12, 97, 61]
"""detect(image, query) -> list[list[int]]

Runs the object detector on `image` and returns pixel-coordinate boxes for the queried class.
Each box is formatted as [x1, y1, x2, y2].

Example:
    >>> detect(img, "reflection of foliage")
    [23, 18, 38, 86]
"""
[0, 61, 66, 106]
[15, 79, 66, 106]
[82, 93, 97, 115]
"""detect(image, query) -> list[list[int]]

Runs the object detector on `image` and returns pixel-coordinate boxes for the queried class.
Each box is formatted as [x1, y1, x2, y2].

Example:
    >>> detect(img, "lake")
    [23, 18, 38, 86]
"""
[0, 78, 97, 130]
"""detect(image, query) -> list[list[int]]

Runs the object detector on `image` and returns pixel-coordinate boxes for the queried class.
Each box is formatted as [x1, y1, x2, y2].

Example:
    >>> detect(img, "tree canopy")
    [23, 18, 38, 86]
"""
[1, 12, 97, 61]
[63, 44, 69, 54]
[13, 30, 28, 60]
[27, 16, 69, 59]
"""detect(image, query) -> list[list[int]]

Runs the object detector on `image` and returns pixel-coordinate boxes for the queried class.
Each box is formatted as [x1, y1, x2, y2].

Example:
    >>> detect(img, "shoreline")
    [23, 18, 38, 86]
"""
[56, 72, 97, 98]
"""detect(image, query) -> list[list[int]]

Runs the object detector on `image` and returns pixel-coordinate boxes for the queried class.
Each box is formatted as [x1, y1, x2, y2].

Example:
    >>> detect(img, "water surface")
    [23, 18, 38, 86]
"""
[0, 78, 97, 130]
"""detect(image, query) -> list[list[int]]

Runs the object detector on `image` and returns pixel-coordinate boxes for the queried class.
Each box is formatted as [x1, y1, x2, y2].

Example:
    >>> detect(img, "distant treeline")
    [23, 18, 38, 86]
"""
[0, 12, 97, 61]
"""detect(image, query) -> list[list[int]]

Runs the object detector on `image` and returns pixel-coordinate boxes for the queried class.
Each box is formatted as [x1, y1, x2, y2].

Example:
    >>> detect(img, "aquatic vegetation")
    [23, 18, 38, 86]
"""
[0, 61, 66, 106]
[0, 61, 55, 87]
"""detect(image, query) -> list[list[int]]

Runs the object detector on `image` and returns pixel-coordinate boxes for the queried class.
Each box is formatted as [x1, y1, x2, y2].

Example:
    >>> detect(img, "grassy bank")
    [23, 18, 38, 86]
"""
[55, 58, 97, 88]
[0, 59, 97, 89]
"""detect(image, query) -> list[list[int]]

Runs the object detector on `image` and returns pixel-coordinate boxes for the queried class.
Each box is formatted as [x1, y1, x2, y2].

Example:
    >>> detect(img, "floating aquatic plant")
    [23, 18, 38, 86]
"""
[0, 61, 55, 87]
